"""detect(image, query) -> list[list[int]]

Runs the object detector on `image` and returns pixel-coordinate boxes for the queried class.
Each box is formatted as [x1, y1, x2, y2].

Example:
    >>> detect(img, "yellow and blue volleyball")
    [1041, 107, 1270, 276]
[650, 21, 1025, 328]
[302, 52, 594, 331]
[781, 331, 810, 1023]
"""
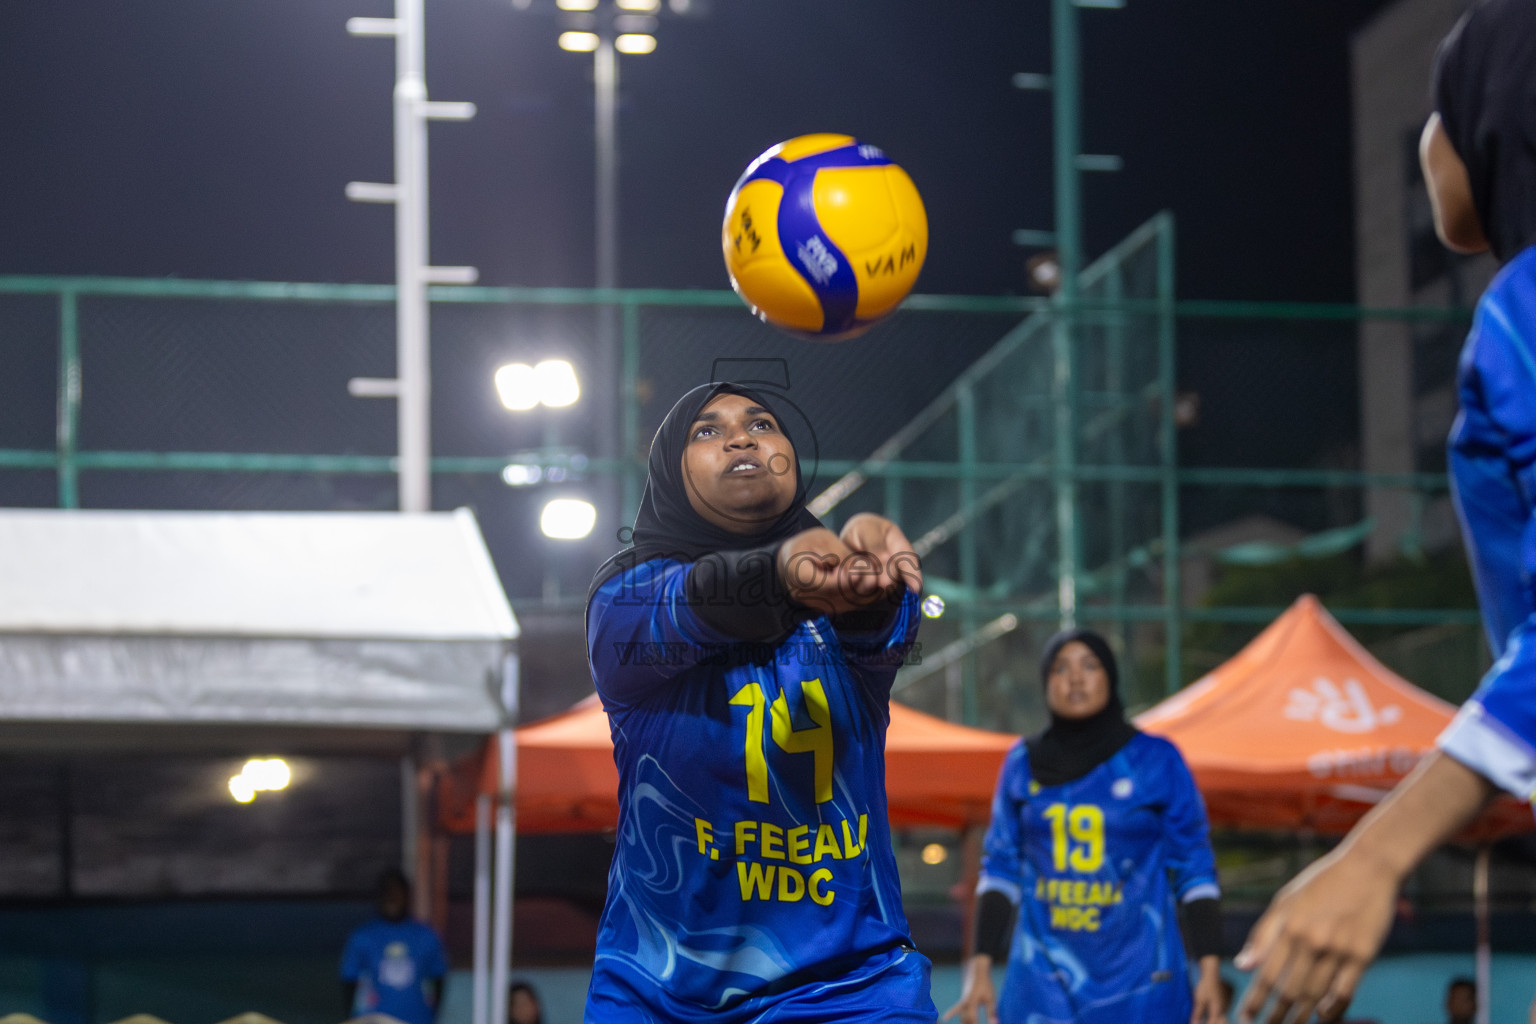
[722, 134, 928, 341]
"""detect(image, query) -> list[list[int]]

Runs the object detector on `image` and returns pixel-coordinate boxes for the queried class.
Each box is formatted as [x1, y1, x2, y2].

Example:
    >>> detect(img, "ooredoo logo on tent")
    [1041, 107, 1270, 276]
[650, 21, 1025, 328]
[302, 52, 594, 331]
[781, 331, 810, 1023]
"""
[1283, 678, 1403, 734]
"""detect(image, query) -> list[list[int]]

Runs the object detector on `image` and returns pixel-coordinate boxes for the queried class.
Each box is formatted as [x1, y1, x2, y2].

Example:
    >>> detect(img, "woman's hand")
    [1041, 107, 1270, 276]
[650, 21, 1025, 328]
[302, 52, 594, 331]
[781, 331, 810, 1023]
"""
[776, 528, 861, 616]
[942, 954, 997, 1024]
[1235, 752, 1492, 1024]
[1191, 956, 1226, 1024]
[838, 513, 923, 595]
[778, 518, 920, 615]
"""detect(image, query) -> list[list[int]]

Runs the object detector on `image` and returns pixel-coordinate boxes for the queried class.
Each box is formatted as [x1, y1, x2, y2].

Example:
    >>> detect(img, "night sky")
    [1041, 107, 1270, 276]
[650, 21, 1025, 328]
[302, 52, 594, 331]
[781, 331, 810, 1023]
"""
[2, 0, 1395, 295]
[0, 0, 1402, 535]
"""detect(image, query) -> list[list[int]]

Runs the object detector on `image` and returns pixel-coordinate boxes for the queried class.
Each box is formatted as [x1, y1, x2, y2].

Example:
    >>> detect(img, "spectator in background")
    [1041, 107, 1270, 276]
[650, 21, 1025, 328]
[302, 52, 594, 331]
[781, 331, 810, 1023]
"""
[509, 980, 545, 1024]
[1442, 977, 1476, 1024]
[342, 868, 448, 1024]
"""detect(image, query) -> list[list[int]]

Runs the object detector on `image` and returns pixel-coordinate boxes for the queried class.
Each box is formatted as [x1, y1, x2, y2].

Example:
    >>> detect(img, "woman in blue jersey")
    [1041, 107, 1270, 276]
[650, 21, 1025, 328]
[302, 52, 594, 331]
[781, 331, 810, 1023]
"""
[946, 629, 1225, 1024]
[1238, 4, 1536, 1022]
[584, 381, 937, 1024]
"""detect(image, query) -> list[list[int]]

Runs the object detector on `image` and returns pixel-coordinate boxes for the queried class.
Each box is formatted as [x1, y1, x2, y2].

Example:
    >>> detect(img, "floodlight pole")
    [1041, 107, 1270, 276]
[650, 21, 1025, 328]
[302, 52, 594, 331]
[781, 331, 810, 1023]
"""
[346, 0, 478, 514]
[594, 29, 621, 542]
[1051, 0, 1084, 630]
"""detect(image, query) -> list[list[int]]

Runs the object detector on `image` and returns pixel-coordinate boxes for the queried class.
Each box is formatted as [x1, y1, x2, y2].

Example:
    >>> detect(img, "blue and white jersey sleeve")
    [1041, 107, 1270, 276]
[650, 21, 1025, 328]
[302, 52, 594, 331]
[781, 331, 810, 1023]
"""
[832, 591, 923, 697]
[1153, 740, 1221, 904]
[977, 741, 1029, 906]
[587, 558, 737, 708]
[1442, 247, 1536, 804]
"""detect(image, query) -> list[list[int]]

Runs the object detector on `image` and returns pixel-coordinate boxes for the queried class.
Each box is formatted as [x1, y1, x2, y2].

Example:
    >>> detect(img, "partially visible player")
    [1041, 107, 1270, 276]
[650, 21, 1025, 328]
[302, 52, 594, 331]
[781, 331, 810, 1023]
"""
[1237, 3, 1536, 1021]
[583, 381, 935, 1023]
[945, 629, 1226, 1024]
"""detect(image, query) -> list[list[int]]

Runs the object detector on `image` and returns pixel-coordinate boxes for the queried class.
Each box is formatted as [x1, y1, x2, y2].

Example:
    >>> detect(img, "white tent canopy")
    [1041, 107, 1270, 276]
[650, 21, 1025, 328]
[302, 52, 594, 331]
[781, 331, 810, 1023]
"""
[0, 508, 516, 747]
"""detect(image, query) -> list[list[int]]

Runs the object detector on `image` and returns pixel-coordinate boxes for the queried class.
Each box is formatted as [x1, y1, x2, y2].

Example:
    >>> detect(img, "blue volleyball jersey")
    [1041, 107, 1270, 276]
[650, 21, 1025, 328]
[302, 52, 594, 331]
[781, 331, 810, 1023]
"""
[1439, 245, 1536, 804]
[978, 733, 1219, 1024]
[584, 558, 936, 1024]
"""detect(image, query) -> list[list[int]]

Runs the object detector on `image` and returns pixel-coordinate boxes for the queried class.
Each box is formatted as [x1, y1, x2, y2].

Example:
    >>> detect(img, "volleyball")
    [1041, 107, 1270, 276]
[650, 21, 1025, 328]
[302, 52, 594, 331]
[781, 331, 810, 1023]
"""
[722, 134, 928, 341]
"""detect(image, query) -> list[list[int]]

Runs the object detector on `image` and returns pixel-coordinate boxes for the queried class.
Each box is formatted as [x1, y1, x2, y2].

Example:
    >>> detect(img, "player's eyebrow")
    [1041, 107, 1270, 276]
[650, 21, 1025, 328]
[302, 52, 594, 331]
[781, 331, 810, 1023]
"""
[690, 405, 777, 426]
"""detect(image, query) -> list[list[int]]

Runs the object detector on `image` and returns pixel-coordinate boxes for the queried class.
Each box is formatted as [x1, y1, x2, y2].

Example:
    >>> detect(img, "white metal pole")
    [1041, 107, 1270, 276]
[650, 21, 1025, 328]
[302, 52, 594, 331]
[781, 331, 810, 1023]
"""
[472, 793, 492, 1024]
[346, 1, 474, 515]
[489, 653, 521, 1024]
[394, 0, 430, 514]
[593, 35, 621, 536]
[595, 37, 617, 293]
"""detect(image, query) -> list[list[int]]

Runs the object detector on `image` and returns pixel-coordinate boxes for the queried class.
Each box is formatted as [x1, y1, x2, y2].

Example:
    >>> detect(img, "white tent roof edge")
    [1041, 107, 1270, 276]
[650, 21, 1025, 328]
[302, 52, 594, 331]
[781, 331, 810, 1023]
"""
[0, 507, 519, 641]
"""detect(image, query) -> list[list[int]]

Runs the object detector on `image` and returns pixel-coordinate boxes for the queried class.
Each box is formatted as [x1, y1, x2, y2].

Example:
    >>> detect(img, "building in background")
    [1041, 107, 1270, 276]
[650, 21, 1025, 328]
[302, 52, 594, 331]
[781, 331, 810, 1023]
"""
[1351, 0, 1496, 563]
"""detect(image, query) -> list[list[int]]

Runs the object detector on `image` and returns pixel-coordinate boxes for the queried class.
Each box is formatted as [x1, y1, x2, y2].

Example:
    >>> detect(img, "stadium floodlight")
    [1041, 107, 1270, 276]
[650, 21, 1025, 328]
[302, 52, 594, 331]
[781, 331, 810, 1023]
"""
[228, 757, 292, 803]
[615, 33, 656, 54]
[617, 0, 660, 10]
[921, 843, 948, 865]
[556, 0, 598, 9]
[501, 463, 542, 487]
[494, 363, 540, 411]
[541, 498, 597, 540]
[558, 30, 601, 51]
[534, 359, 581, 407]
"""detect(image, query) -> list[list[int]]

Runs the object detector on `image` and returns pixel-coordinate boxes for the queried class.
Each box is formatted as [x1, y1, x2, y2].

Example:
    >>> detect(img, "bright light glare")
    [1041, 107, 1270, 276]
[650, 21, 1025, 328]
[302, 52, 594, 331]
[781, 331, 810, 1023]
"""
[495, 363, 540, 411]
[669, 0, 692, 10]
[243, 757, 291, 791]
[230, 757, 291, 803]
[556, 0, 598, 9]
[534, 359, 580, 407]
[921, 594, 946, 619]
[921, 843, 948, 865]
[541, 498, 597, 540]
[616, 0, 661, 10]
[615, 33, 657, 54]
[501, 463, 542, 487]
[558, 31, 600, 51]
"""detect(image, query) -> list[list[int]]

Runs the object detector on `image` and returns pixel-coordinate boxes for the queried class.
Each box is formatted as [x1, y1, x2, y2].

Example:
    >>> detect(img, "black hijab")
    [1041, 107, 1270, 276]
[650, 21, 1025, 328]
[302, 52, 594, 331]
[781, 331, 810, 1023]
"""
[587, 381, 823, 601]
[1025, 628, 1139, 787]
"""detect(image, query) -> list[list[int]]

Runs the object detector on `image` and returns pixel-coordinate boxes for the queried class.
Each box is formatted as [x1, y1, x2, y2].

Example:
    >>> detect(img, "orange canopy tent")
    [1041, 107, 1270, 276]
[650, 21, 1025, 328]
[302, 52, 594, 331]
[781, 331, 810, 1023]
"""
[1135, 594, 1531, 842]
[437, 694, 1017, 835]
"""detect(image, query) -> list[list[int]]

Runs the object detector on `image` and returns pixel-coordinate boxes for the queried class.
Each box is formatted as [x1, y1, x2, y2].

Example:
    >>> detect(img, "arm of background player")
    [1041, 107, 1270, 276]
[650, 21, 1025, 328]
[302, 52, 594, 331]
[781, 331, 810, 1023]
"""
[1158, 744, 1224, 1024]
[1236, 752, 1493, 1024]
[944, 744, 1027, 1024]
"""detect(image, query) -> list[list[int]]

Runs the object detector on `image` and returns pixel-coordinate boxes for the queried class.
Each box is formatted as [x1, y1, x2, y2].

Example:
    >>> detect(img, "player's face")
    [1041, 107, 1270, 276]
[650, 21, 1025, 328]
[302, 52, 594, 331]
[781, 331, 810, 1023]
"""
[510, 990, 541, 1024]
[1045, 641, 1111, 719]
[379, 879, 409, 922]
[681, 393, 797, 534]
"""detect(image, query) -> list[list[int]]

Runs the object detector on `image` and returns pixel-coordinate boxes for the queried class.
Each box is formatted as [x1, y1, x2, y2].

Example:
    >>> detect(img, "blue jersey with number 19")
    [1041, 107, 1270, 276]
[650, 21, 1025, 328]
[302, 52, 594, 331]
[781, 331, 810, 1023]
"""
[979, 733, 1219, 1024]
[584, 558, 936, 1024]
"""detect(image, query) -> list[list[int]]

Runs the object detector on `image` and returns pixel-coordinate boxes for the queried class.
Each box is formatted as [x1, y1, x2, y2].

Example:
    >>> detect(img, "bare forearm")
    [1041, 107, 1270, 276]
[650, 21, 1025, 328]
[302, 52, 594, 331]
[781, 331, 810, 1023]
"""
[1332, 751, 1494, 882]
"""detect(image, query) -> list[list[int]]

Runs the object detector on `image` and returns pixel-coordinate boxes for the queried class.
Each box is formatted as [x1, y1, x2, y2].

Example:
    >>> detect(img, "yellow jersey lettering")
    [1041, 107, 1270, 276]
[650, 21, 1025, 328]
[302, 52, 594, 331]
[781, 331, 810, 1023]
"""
[1048, 905, 1102, 932]
[777, 865, 806, 902]
[734, 820, 757, 856]
[694, 818, 714, 855]
[787, 825, 812, 865]
[841, 818, 862, 858]
[809, 868, 835, 906]
[814, 824, 842, 862]
[737, 861, 774, 901]
[760, 822, 785, 860]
